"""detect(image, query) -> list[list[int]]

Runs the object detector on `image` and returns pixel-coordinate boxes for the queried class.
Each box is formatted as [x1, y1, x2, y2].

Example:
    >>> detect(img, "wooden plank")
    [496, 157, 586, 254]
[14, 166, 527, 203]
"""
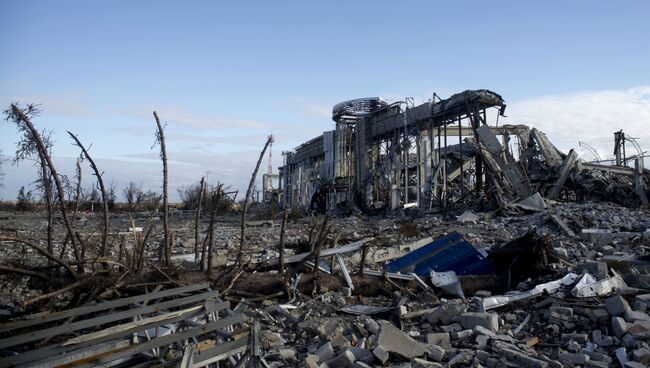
[2, 301, 227, 368]
[0, 289, 222, 350]
[266, 239, 368, 266]
[0, 283, 210, 333]
[58, 314, 243, 368]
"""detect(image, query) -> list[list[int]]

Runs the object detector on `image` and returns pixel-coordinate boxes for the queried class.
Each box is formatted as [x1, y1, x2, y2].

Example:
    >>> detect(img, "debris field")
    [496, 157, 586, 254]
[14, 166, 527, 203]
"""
[1, 90, 650, 367]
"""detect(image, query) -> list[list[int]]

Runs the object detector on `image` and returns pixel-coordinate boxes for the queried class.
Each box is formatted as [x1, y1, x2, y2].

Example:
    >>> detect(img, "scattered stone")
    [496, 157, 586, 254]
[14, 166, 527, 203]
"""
[605, 295, 631, 316]
[372, 346, 389, 364]
[457, 312, 499, 332]
[612, 316, 629, 337]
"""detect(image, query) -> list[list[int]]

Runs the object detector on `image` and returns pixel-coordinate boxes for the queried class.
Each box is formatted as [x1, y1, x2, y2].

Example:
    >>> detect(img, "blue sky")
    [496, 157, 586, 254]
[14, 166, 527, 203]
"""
[1, 1, 649, 201]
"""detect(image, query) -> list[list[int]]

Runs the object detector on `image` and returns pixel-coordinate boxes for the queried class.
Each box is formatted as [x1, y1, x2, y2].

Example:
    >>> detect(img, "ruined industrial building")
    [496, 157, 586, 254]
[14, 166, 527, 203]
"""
[277, 89, 648, 213]
[1, 89, 650, 368]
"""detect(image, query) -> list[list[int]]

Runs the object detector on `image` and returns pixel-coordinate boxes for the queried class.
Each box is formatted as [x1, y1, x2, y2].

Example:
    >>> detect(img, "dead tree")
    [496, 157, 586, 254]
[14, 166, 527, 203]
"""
[39, 157, 54, 257]
[153, 111, 170, 265]
[4, 104, 80, 265]
[60, 159, 84, 272]
[236, 136, 273, 266]
[202, 185, 223, 273]
[284, 215, 329, 294]
[194, 176, 205, 260]
[278, 205, 289, 273]
[68, 131, 110, 256]
[11, 121, 54, 256]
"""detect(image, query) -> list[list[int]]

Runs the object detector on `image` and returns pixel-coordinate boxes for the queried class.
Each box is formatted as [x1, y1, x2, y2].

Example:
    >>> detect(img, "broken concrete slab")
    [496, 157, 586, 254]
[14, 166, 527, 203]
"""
[377, 322, 428, 359]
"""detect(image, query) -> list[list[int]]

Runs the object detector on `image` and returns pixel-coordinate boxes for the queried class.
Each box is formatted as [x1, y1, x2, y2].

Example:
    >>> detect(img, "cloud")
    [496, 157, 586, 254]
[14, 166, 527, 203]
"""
[124, 107, 266, 130]
[505, 86, 650, 162]
[286, 97, 333, 120]
[0, 91, 94, 117]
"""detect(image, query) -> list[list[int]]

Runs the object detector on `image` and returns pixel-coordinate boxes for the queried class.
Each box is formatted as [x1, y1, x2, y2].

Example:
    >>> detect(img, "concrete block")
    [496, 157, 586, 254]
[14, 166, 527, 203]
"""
[315, 342, 335, 362]
[364, 318, 380, 335]
[475, 350, 490, 363]
[534, 298, 553, 309]
[325, 350, 356, 368]
[612, 316, 628, 337]
[560, 333, 588, 342]
[377, 322, 427, 358]
[585, 361, 609, 368]
[331, 333, 351, 348]
[628, 319, 650, 338]
[475, 334, 489, 348]
[425, 344, 445, 362]
[566, 340, 580, 353]
[624, 362, 647, 368]
[592, 330, 603, 344]
[439, 323, 462, 333]
[501, 347, 550, 368]
[605, 295, 631, 316]
[633, 301, 648, 313]
[350, 347, 374, 365]
[306, 354, 319, 368]
[550, 306, 573, 317]
[372, 346, 389, 364]
[584, 350, 611, 363]
[632, 348, 650, 363]
[457, 312, 499, 332]
[426, 332, 450, 348]
[352, 362, 371, 368]
[635, 294, 650, 304]
[450, 329, 472, 340]
[622, 333, 638, 347]
[474, 325, 496, 337]
[486, 357, 499, 368]
[412, 358, 443, 368]
[624, 309, 650, 322]
[558, 352, 589, 365]
[591, 308, 610, 322]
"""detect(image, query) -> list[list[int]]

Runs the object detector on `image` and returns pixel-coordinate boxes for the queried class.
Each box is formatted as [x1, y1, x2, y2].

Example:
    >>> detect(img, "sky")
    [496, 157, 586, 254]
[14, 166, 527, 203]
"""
[1, 1, 649, 201]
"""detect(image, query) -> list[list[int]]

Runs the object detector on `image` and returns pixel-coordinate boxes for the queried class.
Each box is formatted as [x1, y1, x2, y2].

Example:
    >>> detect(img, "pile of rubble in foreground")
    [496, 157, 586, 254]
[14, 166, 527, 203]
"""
[2, 200, 650, 367]
[243, 202, 650, 368]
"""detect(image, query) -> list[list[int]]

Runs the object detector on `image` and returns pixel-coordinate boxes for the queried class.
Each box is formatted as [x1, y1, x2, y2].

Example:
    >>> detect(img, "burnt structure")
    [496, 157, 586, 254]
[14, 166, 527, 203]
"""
[279, 90, 649, 212]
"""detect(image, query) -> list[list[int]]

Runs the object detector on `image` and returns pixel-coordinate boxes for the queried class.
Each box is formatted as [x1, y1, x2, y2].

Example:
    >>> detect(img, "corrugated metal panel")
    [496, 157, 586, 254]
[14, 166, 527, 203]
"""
[383, 232, 494, 276]
[321, 130, 335, 181]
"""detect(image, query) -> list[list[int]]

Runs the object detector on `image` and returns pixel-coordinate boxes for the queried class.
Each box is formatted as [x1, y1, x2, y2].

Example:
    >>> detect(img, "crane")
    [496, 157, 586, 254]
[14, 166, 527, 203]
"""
[267, 134, 274, 175]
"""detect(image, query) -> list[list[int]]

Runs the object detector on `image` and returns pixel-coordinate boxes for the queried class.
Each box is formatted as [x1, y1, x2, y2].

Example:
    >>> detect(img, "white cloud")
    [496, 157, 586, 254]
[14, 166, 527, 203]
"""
[124, 107, 266, 130]
[0, 91, 94, 116]
[505, 86, 650, 163]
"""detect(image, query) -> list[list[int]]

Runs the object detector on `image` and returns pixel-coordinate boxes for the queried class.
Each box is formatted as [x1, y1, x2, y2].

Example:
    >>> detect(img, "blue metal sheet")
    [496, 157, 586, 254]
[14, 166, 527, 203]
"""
[383, 232, 494, 276]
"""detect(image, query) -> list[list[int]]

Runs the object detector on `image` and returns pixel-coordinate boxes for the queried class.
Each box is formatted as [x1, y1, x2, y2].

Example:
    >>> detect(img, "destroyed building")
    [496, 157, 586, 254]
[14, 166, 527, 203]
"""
[280, 90, 649, 213]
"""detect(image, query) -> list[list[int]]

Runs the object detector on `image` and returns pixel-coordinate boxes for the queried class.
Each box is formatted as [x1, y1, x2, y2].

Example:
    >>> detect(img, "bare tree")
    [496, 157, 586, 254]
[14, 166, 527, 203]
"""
[68, 131, 110, 257]
[16, 186, 34, 211]
[236, 136, 273, 266]
[122, 181, 142, 211]
[153, 111, 170, 265]
[11, 122, 55, 254]
[4, 104, 80, 261]
[194, 176, 205, 260]
[0, 149, 5, 188]
[278, 201, 289, 273]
